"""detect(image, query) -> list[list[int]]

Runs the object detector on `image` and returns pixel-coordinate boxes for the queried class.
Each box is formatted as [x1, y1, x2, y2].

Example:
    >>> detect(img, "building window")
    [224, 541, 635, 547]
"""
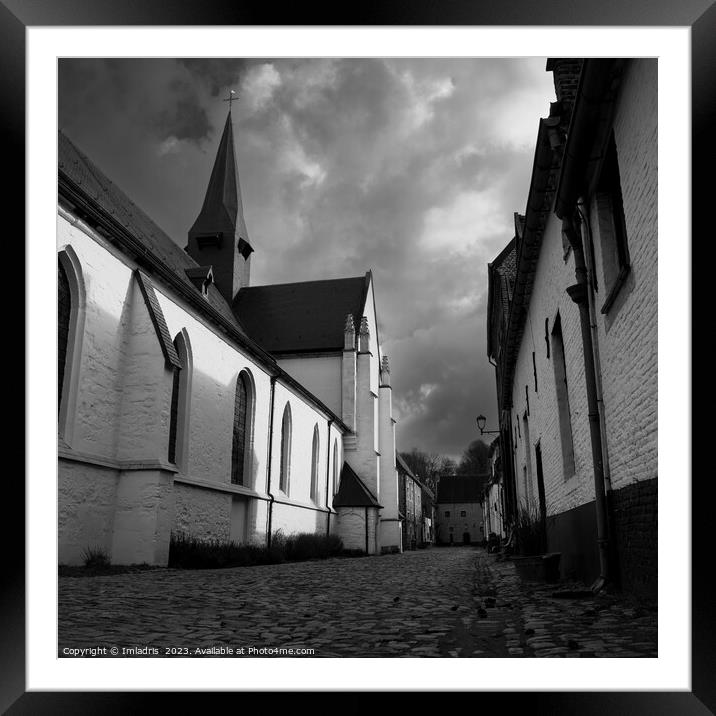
[551, 314, 576, 479]
[460, 510, 466, 517]
[168, 363, 181, 465]
[58, 262, 71, 411]
[310, 424, 320, 503]
[544, 318, 550, 359]
[333, 438, 339, 495]
[168, 332, 192, 469]
[445, 511, 450, 517]
[231, 371, 253, 486]
[57, 247, 87, 444]
[279, 403, 292, 494]
[597, 131, 631, 314]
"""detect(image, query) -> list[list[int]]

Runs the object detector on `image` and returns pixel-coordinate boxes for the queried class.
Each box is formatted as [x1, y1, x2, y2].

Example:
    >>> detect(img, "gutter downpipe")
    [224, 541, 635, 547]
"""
[563, 215, 610, 592]
[577, 199, 613, 495]
[265, 376, 277, 549]
[365, 507, 369, 555]
[325, 419, 334, 536]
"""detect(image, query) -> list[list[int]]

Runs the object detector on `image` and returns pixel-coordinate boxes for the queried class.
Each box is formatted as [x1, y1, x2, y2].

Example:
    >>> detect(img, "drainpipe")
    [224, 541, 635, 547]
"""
[365, 507, 369, 555]
[576, 199, 613, 495]
[562, 213, 610, 591]
[265, 376, 277, 549]
[325, 419, 333, 536]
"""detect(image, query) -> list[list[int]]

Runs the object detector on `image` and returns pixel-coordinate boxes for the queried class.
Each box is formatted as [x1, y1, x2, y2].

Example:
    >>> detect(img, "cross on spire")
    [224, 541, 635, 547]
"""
[223, 89, 239, 112]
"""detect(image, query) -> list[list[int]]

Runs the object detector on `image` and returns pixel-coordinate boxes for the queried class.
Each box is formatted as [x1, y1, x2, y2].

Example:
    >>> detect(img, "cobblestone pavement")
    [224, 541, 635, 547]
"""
[58, 547, 657, 658]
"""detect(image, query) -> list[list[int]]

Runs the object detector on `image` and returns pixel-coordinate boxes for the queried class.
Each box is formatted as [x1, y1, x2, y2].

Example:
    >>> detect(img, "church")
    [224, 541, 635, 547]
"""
[57, 106, 402, 565]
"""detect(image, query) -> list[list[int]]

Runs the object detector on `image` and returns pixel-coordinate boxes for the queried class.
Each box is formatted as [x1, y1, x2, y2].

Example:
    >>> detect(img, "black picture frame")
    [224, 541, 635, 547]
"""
[7, 0, 710, 712]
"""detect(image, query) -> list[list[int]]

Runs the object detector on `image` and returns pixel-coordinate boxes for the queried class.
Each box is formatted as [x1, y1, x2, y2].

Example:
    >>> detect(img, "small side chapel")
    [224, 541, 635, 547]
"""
[57, 106, 402, 565]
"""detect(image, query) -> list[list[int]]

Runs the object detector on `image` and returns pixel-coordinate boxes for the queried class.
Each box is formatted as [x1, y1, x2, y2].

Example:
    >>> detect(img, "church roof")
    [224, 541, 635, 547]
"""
[234, 274, 370, 354]
[58, 130, 244, 332]
[333, 462, 382, 508]
[436, 476, 483, 504]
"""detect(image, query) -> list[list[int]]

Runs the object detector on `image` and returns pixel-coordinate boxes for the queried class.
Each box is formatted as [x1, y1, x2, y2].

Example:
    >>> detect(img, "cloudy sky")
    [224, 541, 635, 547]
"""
[59, 58, 556, 462]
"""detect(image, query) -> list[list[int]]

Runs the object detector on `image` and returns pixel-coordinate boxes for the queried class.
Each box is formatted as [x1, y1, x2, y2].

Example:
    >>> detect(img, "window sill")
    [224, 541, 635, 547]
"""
[600, 264, 631, 315]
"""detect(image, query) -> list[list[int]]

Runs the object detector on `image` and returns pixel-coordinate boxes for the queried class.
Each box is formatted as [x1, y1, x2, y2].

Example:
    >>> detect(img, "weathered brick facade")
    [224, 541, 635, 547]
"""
[488, 59, 657, 595]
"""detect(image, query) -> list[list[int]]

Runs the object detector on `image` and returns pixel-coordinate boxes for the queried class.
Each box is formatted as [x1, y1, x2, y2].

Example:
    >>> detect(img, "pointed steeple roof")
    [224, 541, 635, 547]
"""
[189, 110, 250, 245]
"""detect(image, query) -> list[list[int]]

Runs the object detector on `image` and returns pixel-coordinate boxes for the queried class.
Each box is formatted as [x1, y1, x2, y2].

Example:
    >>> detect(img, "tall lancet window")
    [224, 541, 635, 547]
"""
[58, 262, 71, 410]
[310, 425, 320, 503]
[279, 403, 292, 494]
[333, 438, 339, 495]
[168, 331, 191, 469]
[168, 361, 181, 465]
[231, 371, 253, 486]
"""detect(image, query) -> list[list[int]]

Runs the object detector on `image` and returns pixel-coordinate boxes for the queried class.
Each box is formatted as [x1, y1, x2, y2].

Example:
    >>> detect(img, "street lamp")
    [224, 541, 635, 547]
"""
[476, 415, 500, 435]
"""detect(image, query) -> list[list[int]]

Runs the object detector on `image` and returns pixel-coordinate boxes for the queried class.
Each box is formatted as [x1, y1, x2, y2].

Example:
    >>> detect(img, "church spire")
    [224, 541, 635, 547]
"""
[187, 102, 253, 304]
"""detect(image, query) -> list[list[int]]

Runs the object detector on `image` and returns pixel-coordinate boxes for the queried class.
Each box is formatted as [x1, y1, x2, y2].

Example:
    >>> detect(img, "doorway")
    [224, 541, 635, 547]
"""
[534, 441, 548, 552]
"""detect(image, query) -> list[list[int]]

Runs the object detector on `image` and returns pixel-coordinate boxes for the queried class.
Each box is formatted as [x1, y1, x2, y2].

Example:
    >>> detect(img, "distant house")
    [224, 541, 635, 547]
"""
[486, 58, 657, 597]
[435, 477, 484, 545]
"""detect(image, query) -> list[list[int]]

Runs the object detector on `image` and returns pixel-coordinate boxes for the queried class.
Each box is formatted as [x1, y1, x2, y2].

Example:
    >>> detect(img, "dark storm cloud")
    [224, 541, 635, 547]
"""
[58, 57, 555, 460]
[178, 59, 248, 97]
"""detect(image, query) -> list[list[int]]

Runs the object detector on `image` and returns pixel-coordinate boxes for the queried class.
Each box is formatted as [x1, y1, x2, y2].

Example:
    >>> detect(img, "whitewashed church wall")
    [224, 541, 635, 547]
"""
[335, 507, 378, 554]
[58, 460, 119, 564]
[269, 382, 339, 512]
[58, 214, 133, 460]
[59, 209, 347, 561]
[276, 354, 342, 417]
[362, 281, 380, 394]
[271, 502, 329, 537]
[173, 482, 232, 542]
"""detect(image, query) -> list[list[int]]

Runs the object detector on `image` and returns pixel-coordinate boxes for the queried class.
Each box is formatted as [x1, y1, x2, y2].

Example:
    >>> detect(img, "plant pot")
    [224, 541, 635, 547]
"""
[513, 552, 561, 583]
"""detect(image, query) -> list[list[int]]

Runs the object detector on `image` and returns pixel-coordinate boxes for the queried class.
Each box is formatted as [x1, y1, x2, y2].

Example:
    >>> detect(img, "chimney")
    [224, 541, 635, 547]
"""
[546, 58, 583, 116]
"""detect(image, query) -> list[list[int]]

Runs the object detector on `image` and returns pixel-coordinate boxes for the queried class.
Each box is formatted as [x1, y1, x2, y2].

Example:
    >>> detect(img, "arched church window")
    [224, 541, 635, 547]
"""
[279, 403, 292, 494]
[57, 247, 86, 444]
[310, 424, 320, 503]
[333, 438, 339, 495]
[232, 371, 254, 486]
[58, 262, 71, 410]
[168, 331, 192, 469]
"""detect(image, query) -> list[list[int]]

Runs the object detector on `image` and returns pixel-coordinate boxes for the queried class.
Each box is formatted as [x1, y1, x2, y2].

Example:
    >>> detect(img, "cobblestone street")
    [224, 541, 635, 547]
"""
[58, 546, 657, 658]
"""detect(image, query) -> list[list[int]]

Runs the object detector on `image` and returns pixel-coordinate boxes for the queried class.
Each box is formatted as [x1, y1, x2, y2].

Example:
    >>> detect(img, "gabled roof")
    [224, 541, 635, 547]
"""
[234, 274, 370, 354]
[58, 130, 243, 331]
[486, 237, 517, 360]
[395, 452, 416, 479]
[436, 476, 483, 504]
[333, 462, 382, 508]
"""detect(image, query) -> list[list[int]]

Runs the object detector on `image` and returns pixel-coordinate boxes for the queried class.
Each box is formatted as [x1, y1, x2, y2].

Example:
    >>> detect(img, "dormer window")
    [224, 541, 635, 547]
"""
[184, 266, 214, 297]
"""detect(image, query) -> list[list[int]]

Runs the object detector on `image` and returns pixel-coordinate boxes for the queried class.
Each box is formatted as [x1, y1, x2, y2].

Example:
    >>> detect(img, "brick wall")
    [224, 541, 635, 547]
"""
[505, 59, 657, 592]
[608, 477, 658, 599]
[590, 59, 658, 494]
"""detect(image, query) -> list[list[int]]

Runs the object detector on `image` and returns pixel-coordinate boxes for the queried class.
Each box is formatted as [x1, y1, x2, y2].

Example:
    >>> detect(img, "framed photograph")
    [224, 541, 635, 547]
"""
[8, 0, 708, 711]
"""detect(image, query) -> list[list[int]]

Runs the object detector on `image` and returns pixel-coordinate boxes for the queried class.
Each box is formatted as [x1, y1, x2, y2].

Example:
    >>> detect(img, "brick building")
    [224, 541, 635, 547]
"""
[396, 452, 436, 549]
[57, 107, 403, 564]
[486, 58, 657, 597]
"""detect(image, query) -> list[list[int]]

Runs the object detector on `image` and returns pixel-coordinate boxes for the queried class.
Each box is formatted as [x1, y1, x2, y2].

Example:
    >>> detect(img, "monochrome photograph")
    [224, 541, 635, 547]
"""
[57, 55, 658, 660]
